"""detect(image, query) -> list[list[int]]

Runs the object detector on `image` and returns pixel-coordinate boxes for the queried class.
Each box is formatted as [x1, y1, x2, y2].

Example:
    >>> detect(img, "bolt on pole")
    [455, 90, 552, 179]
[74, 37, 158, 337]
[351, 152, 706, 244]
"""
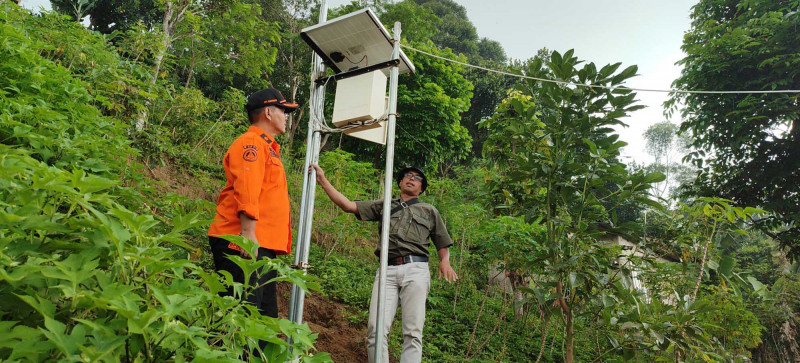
[374, 21, 402, 363]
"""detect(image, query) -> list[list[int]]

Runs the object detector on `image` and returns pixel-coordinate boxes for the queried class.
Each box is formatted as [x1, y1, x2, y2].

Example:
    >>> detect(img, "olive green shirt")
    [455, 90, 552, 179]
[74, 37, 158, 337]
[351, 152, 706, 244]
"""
[356, 198, 453, 259]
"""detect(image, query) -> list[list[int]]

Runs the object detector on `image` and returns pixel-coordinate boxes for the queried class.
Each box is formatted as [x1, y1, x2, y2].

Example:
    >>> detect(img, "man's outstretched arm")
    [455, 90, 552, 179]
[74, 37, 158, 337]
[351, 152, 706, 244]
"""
[311, 164, 358, 214]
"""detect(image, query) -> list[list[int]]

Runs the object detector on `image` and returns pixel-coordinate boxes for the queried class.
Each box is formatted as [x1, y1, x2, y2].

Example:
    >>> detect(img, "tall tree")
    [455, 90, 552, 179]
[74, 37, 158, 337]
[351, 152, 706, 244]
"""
[413, 0, 478, 56]
[409, 0, 518, 155]
[483, 50, 663, 362]
[668, 0, 800, 259]
[642, 121, 693, 199]
[258, 0, 317, 149]
[378, 0, 439, 44]
[462, 56, 519, 155]
[173, 1, 281, 96]
[48, 0, 98, 22]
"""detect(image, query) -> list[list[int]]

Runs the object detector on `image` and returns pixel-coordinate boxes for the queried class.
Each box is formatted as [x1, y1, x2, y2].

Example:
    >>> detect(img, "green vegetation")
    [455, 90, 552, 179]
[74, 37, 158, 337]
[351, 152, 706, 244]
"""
[2, 0, 799, 361]
[0, 4, 324, 361]
[669, 0, 800, 260]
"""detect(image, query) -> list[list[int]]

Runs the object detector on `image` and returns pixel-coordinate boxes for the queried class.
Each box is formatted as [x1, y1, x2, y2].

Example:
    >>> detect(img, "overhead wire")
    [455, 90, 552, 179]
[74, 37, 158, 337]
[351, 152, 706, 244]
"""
[400, 44, 800, 95]
[396, 123, 434, 155]
[314, 41, 800, 137]
[314, 42, 798, 135]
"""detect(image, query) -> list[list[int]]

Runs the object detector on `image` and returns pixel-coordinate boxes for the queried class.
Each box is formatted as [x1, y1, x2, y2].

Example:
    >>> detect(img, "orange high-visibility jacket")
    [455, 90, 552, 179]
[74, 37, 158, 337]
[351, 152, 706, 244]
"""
[208, 126, 292, 255]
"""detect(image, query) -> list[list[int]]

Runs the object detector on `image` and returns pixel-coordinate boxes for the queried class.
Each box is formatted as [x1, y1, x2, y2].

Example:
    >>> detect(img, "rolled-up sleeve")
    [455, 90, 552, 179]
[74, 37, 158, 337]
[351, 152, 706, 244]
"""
[431, 209, 453, 250]
[355, 200, 383, 221]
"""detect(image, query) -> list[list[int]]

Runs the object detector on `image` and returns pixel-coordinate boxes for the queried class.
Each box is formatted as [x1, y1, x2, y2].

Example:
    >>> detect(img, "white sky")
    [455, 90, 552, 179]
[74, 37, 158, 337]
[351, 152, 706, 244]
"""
[330, 0, 698, 164]
[20, 0, 698, 163]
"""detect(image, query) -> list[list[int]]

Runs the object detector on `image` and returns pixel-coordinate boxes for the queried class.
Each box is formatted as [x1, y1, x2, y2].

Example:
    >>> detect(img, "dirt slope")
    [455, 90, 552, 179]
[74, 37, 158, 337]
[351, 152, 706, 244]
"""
[278, 283, 369, 362]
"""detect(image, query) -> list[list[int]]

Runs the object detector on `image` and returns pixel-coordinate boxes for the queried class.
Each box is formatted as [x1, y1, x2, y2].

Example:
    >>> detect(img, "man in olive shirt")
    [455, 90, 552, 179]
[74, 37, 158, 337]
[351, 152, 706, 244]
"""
[311, 164, 458, 363]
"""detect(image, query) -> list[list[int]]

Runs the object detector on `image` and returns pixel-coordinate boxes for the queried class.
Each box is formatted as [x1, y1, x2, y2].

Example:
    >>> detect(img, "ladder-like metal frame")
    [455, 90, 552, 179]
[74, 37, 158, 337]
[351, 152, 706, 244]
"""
[289, 2, 404, 362]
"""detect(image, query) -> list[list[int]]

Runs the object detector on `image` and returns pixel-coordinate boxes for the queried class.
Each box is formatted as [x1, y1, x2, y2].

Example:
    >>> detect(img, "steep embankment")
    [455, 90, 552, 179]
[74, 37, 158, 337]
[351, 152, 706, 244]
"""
[0, 5, 324, 361]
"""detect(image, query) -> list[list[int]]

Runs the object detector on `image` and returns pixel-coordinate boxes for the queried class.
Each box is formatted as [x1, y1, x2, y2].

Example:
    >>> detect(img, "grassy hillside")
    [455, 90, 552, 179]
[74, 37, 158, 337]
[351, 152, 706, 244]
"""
[0, 4, 324, 361]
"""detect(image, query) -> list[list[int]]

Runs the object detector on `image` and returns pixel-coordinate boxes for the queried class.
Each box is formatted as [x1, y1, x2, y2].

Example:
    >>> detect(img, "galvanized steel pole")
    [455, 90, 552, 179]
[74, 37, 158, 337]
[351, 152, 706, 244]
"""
[288, 0, 327, 328]
[374, 21, 402, 363]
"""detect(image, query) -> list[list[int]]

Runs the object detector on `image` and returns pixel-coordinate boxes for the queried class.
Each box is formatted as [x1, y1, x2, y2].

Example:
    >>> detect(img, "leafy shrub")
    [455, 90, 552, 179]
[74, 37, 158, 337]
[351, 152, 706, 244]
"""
[12, 6, 155, 126]
[0, 5, 328, 361]
[0, 146, 326, 361]
[697, 287, 763, 359]
[0, 11, 132, 175]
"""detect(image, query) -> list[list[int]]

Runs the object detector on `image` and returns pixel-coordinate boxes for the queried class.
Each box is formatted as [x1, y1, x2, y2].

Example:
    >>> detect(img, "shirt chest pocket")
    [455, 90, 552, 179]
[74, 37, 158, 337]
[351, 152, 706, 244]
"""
[406, 212, 433, 243]
[388, 213, 402, 234]
[267, 155, 284, 185]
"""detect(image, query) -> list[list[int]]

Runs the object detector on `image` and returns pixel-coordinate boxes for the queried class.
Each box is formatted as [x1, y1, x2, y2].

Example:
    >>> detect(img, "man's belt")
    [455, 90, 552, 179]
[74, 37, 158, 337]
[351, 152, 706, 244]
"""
[388, 255, 428, 266]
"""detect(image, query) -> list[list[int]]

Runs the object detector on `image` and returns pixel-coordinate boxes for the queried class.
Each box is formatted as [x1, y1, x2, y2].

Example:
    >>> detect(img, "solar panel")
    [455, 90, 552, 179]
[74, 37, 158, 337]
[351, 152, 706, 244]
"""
[300, 8, 415, 76]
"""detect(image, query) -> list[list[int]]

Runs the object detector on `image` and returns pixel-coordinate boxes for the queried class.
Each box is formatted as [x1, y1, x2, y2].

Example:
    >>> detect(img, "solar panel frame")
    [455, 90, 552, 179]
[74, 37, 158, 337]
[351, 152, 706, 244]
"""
[300, 8, 415, 75]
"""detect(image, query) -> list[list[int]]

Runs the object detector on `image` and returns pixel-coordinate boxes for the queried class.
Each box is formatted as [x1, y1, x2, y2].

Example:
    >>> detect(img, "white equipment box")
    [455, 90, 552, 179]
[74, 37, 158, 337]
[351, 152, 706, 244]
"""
[332, 70, 387, 126]
[332, 70, 388, 144]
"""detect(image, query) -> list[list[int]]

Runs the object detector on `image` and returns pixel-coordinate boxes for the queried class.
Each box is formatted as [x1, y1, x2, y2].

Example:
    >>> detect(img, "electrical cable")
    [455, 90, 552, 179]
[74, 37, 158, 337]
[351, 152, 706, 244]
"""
[400, 44, 800, 95]
[311, 75, 336, 134]
[396, 123, 434, 155]
[312, 70, 389, 135]
[344, 54, 367, 66]
[320, 115, 388, 134]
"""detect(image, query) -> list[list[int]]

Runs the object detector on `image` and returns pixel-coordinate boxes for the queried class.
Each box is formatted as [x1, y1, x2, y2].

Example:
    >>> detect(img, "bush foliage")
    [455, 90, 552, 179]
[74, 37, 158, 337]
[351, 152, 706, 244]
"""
[0, 4, 326, 361]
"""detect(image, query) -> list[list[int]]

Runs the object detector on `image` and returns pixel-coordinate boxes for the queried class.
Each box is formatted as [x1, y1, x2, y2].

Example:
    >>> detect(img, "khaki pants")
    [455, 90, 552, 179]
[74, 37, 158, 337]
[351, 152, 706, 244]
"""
[367, 262, 431, 363]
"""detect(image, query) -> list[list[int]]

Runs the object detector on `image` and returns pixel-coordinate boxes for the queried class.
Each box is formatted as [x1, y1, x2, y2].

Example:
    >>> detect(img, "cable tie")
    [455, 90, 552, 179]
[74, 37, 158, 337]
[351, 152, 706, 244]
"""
[291, 262, 311, 270]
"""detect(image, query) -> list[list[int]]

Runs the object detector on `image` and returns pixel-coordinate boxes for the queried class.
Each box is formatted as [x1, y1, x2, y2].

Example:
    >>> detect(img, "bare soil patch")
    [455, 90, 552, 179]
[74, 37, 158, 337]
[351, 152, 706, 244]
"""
[277, 283, 369, 362]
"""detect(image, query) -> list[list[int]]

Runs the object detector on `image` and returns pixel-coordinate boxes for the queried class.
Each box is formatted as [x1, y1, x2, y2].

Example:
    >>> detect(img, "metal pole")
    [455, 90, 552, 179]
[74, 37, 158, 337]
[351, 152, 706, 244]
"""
[374, 21, 402, 363]
[289, 0, 327, 328]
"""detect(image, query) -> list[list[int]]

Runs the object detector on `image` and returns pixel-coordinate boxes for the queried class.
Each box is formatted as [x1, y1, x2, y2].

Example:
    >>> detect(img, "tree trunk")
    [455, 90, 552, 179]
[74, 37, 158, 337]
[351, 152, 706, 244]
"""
[285, 32, 300, 149]
[781, 318, 800, 362]
[151, 2, 174, 85]
[183, 32, 196, 89]
[565, 310, 574, 363]
[136, 0, 189, 131]
[534, 314, 549, 363]
[691, 232, 715, 300]
[136, 2, 174, 131]
[556, 280, 573, 363]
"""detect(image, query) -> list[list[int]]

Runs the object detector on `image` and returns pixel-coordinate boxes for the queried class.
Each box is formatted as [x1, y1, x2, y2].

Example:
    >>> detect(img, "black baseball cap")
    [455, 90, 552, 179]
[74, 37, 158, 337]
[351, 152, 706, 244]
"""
[245, 88, 299, 113]
[396, 166, 428, 193]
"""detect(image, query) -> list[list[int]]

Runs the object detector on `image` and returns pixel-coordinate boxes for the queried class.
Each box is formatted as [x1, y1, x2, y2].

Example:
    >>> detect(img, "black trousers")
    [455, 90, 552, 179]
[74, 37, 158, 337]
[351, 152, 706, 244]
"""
[209, 236, 278, 318]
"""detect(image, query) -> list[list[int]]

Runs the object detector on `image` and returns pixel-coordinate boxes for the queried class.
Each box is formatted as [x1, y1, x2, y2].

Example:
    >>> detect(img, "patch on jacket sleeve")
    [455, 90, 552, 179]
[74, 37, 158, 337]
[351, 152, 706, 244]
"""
[243, 145, 258, 162]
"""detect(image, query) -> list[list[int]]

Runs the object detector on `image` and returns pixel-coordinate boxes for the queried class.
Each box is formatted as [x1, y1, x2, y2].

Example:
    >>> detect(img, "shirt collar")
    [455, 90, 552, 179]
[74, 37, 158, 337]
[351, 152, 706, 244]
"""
[248, 125, 281, 155]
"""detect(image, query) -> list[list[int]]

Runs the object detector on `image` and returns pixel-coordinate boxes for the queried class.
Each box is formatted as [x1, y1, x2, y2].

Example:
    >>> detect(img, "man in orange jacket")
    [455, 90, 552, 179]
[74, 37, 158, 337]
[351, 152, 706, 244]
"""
[208, 88, 297, 319]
